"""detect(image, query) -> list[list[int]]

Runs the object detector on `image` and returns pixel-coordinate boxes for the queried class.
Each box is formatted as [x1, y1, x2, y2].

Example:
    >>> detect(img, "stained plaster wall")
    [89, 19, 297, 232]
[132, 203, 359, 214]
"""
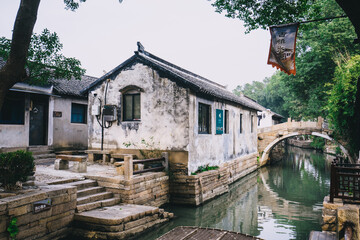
[52, 97, 88, 149]
[87, 63, 190, 152]
[187, 94, 258, 174]
[0, 94, 30, 148]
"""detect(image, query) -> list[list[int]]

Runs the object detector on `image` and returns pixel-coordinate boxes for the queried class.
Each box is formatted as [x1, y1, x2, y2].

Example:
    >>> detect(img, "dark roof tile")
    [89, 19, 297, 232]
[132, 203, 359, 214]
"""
[82, 46, 263, 111]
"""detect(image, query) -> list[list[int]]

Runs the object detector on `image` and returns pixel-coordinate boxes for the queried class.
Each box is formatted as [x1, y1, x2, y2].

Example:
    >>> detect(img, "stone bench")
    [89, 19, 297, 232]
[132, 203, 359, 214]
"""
[54, 154, 87, 173]
[85, 150, 113, 164]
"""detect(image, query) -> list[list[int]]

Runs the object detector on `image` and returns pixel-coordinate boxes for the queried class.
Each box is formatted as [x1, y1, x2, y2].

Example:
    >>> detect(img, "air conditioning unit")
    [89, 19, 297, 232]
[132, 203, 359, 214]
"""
[103, 105, 117, 122]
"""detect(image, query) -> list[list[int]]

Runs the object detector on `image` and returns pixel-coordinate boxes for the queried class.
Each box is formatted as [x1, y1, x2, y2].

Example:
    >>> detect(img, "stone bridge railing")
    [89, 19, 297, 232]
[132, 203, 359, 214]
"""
[257, 117, 350, 166]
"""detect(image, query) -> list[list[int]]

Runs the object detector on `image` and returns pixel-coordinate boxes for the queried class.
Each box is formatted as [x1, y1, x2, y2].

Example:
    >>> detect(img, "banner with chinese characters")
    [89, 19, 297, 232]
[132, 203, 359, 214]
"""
[267, 23, 299, 75]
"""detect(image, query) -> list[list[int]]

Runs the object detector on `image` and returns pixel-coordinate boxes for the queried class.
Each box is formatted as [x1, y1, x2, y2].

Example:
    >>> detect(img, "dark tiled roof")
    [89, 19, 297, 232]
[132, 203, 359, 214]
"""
[82, 44, 263, 111]
[1, 57, 97, 98]
[49, 75, 97, 97]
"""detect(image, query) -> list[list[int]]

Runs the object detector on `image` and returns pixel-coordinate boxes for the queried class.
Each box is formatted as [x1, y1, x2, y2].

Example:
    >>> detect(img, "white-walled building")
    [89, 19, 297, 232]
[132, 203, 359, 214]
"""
[0, 58, 96, 151]
[82, 43, 262, 175]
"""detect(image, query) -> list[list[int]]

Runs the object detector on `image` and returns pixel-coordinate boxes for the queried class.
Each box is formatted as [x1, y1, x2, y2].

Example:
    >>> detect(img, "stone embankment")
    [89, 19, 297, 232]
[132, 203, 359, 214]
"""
[72, 204, 173, 239]
[0, 185, 76, 240]
[171, 152, 257, 205]
[322, 196, 360, 239]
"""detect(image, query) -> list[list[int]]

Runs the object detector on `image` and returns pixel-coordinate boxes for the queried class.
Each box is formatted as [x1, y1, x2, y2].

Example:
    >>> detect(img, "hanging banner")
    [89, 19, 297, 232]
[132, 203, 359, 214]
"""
[216, 109, 223, 134]
[267, 23, 299, 75]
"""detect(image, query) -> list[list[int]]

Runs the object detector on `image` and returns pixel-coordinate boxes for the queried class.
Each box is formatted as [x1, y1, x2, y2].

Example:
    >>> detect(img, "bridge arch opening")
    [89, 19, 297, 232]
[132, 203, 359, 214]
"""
[259, 131, 350, 166]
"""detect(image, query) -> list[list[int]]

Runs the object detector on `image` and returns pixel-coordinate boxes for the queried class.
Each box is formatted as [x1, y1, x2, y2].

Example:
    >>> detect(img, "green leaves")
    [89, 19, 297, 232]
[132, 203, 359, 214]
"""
[0, 151, 35, 191]
[63, 0, 87, 11]
[326, 55, 360, 153]
[212, 0, 312, 33]
[232, 0, 359, 123]
[0, 28, 85, 85]
[7, 217, 18, 239]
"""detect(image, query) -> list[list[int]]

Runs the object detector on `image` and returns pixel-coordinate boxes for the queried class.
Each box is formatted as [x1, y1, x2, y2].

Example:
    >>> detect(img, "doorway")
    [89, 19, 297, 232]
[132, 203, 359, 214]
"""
[29, 96, 48, 146]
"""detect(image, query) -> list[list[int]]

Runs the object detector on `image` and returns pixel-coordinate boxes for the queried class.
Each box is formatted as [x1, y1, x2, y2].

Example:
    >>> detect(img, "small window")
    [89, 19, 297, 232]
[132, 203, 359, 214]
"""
[198, 103, 211, 134]
[71, 103, 87, 124]
[240, 113, 243, 134]
[224, 110, 229, 134]
[123, 92, 140, 121]
[251, 115, 254, 133]
[0, 92, 25, 125]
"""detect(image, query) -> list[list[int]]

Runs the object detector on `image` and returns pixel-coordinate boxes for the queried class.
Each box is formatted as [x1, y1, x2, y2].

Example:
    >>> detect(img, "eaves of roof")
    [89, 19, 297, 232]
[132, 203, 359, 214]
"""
[81, 50, 262, 112]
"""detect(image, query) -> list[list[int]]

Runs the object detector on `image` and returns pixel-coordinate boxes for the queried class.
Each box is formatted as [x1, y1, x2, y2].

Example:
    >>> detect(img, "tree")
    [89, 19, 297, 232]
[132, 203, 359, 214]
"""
[0, 0, 86, 110]
[326, 55, 360, 156]
[214, 0, 360, 156]
[0, 29, 85, 86]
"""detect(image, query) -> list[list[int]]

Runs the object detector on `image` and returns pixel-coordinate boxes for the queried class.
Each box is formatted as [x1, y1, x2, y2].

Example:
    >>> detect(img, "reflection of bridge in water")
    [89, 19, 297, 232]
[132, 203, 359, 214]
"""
[258, 167, 321, 222]
[257, 117, 350, 165]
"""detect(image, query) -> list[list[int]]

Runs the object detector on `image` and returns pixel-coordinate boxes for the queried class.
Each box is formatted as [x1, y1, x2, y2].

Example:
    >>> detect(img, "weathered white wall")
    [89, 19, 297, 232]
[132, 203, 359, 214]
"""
[88, 63, 190, 151]
[258, 110, 273, 128]
[0, 94, 30, 148]
[52, 97, 88, 149]
[188, 94, 258, 173]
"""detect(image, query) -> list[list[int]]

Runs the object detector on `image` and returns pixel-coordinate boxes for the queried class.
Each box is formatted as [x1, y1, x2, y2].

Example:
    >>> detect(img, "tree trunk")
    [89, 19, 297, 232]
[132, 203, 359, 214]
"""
[0, 0, 40, 110]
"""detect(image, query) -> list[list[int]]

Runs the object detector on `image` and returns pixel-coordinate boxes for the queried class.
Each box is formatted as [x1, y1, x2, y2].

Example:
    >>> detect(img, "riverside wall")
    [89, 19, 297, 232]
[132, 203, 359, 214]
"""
[170, 152, 258, 206]
[0, 185, 76, 240]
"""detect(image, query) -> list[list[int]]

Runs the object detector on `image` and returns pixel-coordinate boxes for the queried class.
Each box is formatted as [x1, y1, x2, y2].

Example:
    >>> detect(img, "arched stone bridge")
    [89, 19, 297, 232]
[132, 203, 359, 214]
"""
[257, 117, 351, 166]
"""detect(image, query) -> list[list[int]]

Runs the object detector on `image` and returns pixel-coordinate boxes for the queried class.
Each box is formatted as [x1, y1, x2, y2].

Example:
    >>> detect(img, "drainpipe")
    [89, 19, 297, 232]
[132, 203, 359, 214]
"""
[101, 79, 110, 151]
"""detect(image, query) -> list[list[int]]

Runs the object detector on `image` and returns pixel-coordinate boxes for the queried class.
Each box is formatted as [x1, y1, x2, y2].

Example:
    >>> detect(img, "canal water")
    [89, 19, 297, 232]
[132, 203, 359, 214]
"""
[137, 146, 333, 240]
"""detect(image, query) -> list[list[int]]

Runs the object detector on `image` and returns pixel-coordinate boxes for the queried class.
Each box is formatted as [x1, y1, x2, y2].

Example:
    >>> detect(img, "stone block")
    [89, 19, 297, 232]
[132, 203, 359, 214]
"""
[0, 216, 9, 232]
[51, 194, 71, 205]
[54, 159, 69, 170]
[337, 205, 360, 240]
[46, 215, 73, 232]
[16, 225, 46, 239]
[71, 161, 87, 173]
[0, 202, 7, 212]
[8, 204, 31, 216]
[51, 200, 76, 216]
[4, 192, 48, 209]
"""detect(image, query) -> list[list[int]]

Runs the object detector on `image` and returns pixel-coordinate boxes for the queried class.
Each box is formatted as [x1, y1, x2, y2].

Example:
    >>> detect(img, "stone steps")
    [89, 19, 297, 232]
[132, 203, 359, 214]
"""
[77, 192, 114, 205]
[76, 197, 120, 213]
[77, 186, 105, 198]
[28, 146, 57, 165]
[67, 179, 121, 213]
[71, 205, 173, 240]
[63, 179, 98, 190]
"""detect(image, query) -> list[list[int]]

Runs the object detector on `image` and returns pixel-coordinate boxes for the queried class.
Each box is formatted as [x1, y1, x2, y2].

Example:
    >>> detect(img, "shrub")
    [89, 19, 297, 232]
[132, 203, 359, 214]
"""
[0, 150, 35, 191]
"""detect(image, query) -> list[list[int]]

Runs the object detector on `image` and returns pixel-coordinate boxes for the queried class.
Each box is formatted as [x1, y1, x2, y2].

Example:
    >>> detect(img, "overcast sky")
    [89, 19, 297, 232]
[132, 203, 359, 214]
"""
[0, 0, 276, 91]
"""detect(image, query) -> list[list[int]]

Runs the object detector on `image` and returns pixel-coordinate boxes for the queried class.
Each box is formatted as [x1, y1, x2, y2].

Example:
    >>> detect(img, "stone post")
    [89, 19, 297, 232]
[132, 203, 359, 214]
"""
[162, 152, 169, 172]
[317, 116, 324, 129]
[124, 155, 133, 180]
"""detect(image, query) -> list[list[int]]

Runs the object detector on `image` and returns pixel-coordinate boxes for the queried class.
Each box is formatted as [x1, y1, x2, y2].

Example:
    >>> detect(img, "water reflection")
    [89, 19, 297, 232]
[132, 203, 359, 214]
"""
[137, 146, 332, 240]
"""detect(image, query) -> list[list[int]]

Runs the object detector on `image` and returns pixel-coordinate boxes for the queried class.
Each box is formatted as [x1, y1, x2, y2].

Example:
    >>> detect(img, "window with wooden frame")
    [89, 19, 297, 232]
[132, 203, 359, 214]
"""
[198, 103, 211, 134]
[224, 110, 229, 134]
[240, 113, 243, 134]
[71, 103, 87, 124]
[0, 92, 25, 125]
[123, 90, 141, 121]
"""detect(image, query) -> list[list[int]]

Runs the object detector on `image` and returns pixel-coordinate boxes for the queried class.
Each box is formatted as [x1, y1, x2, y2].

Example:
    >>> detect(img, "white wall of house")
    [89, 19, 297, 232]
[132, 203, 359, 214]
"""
[0, 94, 30, 148]
[87, 62, 258, 175]
[52, 97, 88, 149]
[188, 94, 258, 173]
[87, 63, 190, 151]
[257, 110, 274, 128]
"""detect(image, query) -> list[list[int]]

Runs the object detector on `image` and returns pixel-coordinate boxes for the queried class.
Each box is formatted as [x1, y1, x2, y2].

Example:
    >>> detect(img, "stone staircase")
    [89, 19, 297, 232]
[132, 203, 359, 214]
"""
[58, 179, 120, 213]
[28, 146, 56, 165]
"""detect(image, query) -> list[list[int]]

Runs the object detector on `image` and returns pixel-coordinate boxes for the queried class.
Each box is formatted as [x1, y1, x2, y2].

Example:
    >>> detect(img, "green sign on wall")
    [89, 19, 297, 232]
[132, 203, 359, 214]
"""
[216, 109, 223, 134]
